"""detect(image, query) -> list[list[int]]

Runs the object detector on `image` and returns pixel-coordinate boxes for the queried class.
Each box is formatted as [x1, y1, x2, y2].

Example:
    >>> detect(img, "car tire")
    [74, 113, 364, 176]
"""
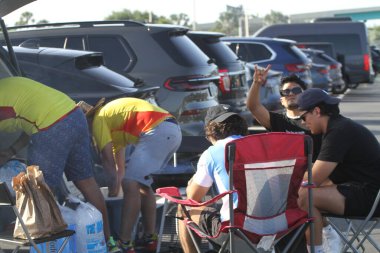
[348, 83, 359, 89]
[332, 82, 348, 94]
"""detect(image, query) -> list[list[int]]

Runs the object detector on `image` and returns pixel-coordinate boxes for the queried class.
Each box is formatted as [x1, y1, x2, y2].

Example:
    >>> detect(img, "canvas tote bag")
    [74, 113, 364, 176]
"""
[12, 165, 67, 239]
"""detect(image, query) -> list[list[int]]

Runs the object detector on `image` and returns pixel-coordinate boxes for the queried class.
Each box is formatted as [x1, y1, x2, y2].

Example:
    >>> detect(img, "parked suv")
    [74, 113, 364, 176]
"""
[254, 21, 373, 86]
[3, 46, 158, 105]
[1, 21, 221, 136]
[301, 48, 346, 94]
[187, 31, 252, 125]
[221, 37, 313, 89]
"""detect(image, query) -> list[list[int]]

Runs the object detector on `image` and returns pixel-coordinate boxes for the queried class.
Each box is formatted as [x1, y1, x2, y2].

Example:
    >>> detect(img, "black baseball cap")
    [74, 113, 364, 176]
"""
[297, 88, 340, 111]
[205, 104, 238, 125]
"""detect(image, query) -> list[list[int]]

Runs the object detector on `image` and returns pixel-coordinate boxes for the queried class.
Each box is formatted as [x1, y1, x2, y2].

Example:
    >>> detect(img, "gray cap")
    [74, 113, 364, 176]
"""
[297, 88, 340, 111]
[205, 104, 238, 125]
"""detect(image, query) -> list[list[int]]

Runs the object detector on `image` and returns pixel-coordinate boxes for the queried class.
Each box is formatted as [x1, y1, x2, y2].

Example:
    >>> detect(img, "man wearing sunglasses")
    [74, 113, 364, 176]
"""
[247, 65, 342, 252]
[296, 88, 380, 253]
[247, 65, 321, 162]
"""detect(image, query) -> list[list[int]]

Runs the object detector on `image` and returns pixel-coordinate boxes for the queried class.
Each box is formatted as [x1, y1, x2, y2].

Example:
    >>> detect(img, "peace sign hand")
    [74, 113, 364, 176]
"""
[253, 64, 271, 86]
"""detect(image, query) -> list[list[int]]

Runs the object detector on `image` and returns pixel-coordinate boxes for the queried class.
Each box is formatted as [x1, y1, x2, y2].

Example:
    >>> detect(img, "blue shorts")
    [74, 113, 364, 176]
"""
[125, 120, 182, 186]
[27, 108, 94, 189]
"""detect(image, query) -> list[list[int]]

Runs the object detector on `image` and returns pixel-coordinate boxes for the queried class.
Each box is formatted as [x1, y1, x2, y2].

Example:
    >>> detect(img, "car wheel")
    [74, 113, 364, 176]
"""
[348, 83, 359, 89]
[332, 82, 348, 94]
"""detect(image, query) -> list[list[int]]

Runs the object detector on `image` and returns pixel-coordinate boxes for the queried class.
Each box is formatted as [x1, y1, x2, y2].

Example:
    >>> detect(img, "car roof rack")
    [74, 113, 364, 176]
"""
[7, 20, 145, 30]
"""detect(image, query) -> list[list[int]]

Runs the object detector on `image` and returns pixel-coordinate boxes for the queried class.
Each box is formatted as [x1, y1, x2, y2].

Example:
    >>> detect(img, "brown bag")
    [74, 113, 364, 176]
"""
[12, 165, 67, 239]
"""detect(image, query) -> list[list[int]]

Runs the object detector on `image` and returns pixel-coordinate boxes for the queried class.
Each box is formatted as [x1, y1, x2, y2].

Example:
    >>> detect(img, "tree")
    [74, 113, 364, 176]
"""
[213, 5, 244, 35]
[15, 11, 35, 26]
[264, 10, 289, 25]
[170, 13, 190, 26]
[105, 9, 172, 24]
[368, 26, 380, 46]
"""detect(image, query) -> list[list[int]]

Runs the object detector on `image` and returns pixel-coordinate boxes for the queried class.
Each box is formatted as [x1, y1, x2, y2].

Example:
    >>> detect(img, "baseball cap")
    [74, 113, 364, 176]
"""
[297, 88, 340, 111]
[204, 104, 238, 125]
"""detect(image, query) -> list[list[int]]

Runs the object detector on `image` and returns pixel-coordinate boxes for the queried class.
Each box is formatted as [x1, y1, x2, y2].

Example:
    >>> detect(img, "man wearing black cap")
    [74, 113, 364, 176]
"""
[296, 88, 380, 253]
[178, 105, 249, 253]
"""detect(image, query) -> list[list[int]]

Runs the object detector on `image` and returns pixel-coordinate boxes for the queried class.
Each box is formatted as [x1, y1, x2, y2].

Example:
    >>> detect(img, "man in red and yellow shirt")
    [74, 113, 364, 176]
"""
[0, 77, 121, 252]
[83, 97, 182, 252]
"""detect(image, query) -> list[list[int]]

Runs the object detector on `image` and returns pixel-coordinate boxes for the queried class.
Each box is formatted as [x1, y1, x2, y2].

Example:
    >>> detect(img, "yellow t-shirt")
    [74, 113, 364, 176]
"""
[0, 77, 76, 135]
[92, 98, 172, 152]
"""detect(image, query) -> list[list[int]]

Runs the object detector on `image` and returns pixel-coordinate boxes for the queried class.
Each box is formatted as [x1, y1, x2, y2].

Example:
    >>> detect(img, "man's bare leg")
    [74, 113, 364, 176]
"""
[140, 185, 156, 235]
[120, 179, 141, 242]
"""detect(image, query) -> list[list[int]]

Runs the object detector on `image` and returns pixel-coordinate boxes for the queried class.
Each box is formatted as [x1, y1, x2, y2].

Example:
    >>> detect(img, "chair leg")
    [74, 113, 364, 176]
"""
[235, 229, 261, 253]
[11, 246, 20, 253]
[218, 235, 230, 253]
[327, 220, 360, 253]
[349, 220, 380, 252]
[156, 198, 169, 253]
[57, 236, 71, 253]
[186, 226, 203, 253]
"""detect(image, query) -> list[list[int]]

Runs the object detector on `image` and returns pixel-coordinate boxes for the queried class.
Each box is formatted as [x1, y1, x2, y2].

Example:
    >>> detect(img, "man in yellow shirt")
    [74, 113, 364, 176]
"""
[80, 97, 182, 253]
[0, 77, 121, 253]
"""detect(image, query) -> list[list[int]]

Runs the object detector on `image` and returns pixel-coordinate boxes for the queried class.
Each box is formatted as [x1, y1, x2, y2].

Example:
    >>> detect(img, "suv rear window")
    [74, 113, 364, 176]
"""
[152, 32, 209, 67]
[87, 36, 134, 72]
[230, 43, 272, 62]
[282, 34, 362, 55]
[196, 37, 239, 64]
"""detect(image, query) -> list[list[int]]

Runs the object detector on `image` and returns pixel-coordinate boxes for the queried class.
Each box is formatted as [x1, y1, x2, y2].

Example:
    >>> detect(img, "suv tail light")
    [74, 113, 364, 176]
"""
[330, 64, 338, 70]
[218, 69, 231, 93]
[164, 75, 219, 91]
[285, 63, 308, 73]
[364, 54, 370, 72]
[318, 68, 329, 74]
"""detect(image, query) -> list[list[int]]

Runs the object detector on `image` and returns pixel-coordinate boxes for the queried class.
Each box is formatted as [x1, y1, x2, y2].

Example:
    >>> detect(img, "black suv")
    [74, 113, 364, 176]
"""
[187, 31, 251, 125]
[4, 46, 158, 105]
[2, 21, 221, 136]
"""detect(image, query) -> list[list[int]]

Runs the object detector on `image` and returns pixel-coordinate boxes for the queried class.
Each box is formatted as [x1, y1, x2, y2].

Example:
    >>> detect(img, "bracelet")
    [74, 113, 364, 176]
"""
[9, 146, 17, 155]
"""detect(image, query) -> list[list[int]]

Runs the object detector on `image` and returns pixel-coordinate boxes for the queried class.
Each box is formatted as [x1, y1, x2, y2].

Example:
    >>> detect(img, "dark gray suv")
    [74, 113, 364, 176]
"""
[187, 31, 252, 125]
[2, 21, 221, 136]
[4, 46, 158, 105]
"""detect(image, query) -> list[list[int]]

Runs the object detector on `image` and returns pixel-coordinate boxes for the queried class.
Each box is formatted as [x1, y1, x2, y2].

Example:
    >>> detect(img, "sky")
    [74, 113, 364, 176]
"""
[3, 0, 380, 27]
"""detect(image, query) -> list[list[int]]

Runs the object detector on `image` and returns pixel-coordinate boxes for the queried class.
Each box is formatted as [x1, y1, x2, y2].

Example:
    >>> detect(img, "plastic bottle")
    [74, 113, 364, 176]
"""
[73, 197, 107, 253]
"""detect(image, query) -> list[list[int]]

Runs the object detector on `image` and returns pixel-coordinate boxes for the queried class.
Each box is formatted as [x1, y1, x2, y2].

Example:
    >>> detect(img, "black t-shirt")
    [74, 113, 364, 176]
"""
[318, 115, 380, 188]
[269, 112, 322, 162]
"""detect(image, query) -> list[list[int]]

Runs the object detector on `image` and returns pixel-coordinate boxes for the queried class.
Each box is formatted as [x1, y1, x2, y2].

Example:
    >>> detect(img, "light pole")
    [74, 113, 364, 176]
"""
[192, 0, 196, 30]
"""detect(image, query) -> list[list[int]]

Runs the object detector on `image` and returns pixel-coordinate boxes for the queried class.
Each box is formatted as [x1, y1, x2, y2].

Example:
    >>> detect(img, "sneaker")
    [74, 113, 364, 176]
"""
[135, 233, 158, 252]
[118, 240, 136, 253]
[107, 236, 122, 253]
[323, 225, 342, 253]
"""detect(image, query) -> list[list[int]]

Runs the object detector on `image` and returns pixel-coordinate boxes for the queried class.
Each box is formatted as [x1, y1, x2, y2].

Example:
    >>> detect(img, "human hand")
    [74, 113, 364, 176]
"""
[105, 170, 119, 197]
[253, 64, 271, 86]
[108, 180, 120, 197]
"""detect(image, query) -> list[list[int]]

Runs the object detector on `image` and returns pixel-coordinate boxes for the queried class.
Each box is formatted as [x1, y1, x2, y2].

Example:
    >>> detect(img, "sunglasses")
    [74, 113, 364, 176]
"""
[300, 109, 313, 121]
[280, 87, 303, 97]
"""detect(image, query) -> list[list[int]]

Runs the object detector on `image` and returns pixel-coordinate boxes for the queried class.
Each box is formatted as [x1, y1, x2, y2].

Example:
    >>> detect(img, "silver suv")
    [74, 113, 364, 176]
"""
[3, 21, 221, 136]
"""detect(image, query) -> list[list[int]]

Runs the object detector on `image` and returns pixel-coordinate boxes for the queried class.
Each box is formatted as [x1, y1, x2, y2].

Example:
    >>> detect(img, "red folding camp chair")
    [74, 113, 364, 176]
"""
[156, 132, 315, 253]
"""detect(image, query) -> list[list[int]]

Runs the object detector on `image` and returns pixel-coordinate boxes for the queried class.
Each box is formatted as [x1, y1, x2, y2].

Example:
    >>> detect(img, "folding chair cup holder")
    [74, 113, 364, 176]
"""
[0, 182, 75, 253]
[156, 133, 315, 253]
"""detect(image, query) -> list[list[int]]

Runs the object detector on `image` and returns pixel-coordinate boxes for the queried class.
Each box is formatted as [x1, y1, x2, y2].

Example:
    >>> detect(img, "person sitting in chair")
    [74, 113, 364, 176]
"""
[296, 88, 380, 253]
[178, 105, 249, 253]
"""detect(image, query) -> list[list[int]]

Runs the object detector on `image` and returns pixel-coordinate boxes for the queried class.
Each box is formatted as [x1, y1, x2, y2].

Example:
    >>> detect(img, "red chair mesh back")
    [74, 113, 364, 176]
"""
[224, 133, 308, 238]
